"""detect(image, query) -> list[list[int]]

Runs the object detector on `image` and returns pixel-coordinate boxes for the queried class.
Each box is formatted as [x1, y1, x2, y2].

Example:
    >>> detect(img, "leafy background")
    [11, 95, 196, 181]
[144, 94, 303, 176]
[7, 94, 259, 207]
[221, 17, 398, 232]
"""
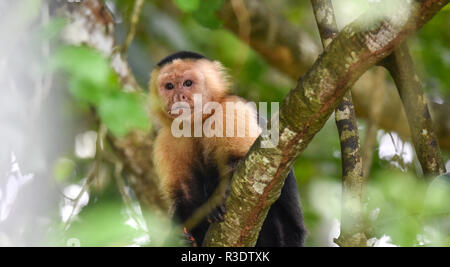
[2, 0, 449, 247]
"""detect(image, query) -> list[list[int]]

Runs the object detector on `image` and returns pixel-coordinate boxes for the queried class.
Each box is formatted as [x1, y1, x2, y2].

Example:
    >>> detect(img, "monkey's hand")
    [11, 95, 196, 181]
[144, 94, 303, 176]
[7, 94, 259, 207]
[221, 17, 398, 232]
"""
[206, 179, 231, 223]
[207, 202, 226, 223]
[206, 159, 239, 223]
[183, 228, 198, 247]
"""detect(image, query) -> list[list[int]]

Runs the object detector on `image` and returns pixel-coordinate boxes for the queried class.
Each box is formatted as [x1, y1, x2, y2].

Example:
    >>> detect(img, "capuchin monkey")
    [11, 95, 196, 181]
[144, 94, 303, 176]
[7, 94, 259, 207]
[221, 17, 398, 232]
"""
[150, 51, 306, 246]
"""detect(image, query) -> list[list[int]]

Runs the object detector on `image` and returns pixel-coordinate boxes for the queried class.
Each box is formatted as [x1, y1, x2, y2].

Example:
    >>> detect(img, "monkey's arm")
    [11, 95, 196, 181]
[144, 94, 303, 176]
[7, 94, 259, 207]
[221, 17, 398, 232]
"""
[203, 97, 261, 222]
[153, 127, 196, 206]
[217, 95, 261, 158]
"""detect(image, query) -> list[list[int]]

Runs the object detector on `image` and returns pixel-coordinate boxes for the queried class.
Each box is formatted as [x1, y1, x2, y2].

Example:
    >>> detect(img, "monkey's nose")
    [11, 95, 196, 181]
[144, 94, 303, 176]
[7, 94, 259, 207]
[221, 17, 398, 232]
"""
[174, 94, 188, 102]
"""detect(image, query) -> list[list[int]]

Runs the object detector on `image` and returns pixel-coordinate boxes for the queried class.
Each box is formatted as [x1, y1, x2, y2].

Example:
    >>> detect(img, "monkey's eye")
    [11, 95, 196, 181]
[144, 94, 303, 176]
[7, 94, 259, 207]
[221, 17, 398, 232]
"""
[183, 80, 193, 87]
[165, 83, 174, 90]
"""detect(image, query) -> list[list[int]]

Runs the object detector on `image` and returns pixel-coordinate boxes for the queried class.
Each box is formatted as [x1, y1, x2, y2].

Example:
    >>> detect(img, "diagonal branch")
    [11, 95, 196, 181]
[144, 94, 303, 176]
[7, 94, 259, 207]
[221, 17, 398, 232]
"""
[217, 0, 319, 77]
[204, 0, 450, 247]
[383, 43, 446, 177]
[216, 0, 450, 153]
[121, 0, 145, 54]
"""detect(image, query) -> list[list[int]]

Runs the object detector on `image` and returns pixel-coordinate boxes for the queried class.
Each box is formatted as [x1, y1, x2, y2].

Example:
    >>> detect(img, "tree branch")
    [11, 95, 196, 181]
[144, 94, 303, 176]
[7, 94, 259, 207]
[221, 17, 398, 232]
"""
[311, 0, 366, 247]
[217, 0, 450, 152]
[217, 0, 319, 77]
[204, 0, 450, 247]
[121, 0, 145, 54]
[383, 43, 446, 176]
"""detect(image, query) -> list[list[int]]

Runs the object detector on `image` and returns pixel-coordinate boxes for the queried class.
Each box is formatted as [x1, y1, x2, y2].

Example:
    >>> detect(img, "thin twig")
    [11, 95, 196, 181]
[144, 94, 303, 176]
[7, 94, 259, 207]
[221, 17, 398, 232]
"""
[63, 125, 106, 230]
[121, 0, 145, 54]
[227, 0, 251, 73]
[388, 132, 408, 171]
[230, 0, 251, 44]
[111, 153, 149, 233]
[383, 43, 446, 177]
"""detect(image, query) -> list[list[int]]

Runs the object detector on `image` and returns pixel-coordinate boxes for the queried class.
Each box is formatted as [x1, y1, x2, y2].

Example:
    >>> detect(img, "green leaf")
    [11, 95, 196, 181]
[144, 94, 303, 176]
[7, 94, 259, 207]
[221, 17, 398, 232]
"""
[50, 45, 150, 136]
[98, 92, 150, 137]
[202, 0, 224, 10]
[192, 11, 222, 29]
[51, 45, 114, 86]
[68, 74, 120, 105]
[51, 45, 123, 105]
[192, 0, 224, 29]
[69, 78, 104, 105]
[174, 0, 200, 12]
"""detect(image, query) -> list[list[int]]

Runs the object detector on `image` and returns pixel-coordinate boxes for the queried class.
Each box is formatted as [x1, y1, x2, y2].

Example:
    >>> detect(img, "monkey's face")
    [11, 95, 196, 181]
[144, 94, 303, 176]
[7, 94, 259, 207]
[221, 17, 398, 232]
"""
[157, 60, 212, 119]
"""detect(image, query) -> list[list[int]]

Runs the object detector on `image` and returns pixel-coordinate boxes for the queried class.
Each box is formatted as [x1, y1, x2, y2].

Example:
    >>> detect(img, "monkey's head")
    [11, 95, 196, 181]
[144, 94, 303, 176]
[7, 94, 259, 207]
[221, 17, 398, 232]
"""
[150, 51, 230, 123]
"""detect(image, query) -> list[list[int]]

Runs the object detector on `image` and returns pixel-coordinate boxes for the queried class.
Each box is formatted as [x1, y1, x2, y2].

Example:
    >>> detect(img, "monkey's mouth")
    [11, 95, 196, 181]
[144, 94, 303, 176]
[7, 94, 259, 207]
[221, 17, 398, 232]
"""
[168, 106, 192, 117]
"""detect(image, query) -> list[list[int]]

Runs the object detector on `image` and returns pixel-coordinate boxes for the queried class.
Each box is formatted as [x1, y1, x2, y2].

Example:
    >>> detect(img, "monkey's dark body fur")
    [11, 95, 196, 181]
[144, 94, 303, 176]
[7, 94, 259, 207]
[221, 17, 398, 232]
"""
[173, 157, 307, 247]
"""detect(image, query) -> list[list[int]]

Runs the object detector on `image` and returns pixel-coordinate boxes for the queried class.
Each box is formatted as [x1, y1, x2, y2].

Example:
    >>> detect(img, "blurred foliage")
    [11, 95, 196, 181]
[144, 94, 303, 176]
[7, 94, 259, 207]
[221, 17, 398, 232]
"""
[50, 45, 149, 136]
[64, 201, 144, 247]
[174, 0, 223, 29]
[366, 172, 450, 246]
[53, 158, 76, 183]
[411, 9, 450, 97]
[39, 16, 67, 41]
[44, 0, 450, 247]
[51, 193, 180, 246]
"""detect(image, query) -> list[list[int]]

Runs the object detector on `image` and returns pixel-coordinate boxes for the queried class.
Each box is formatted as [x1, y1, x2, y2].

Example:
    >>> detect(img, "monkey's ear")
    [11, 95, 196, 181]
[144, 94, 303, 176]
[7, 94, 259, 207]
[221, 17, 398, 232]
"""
[212, 60, 232, 91]
[149, 67, 171, 126]
[212, 60, 226, 75]
[149, 68, 161, 95]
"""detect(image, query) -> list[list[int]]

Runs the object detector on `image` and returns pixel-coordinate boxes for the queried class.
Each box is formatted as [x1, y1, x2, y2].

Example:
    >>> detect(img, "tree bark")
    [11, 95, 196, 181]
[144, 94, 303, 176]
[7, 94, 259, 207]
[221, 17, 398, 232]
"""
[384, 43, 446, 176]
[311, 0, 366, 247]
[204, 0, 450, 247]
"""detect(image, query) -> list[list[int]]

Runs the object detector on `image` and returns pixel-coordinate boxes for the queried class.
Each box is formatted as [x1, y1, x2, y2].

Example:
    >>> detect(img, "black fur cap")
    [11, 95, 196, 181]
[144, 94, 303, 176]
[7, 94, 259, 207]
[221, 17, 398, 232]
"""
[156, 51, 207, 67]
